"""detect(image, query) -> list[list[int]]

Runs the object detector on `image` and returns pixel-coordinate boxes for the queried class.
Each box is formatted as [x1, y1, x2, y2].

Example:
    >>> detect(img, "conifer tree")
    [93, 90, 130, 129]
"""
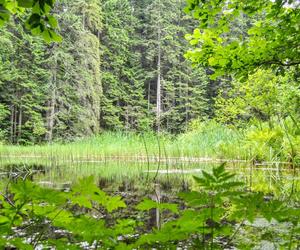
[0, 21, 49, 144]
[44, 0, 102, 141]
[100, 0, 151, 131]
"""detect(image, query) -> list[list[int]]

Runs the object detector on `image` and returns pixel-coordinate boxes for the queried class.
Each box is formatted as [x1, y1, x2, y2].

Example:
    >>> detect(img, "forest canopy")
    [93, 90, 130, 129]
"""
[0, 0, 299, 144]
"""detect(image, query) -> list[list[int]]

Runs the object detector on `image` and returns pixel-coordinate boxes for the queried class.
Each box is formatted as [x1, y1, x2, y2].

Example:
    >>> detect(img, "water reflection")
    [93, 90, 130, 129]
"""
[0, 159, 299, 194]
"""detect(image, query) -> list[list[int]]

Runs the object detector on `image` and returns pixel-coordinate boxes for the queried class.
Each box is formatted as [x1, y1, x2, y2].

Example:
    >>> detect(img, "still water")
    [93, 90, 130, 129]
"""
[0, 157, 299, 194]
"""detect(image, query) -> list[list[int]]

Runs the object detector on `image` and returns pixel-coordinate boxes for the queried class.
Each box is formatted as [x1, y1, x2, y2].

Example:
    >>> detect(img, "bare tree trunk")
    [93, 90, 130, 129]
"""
[185, 85, 190, 129]
[10, 105, 14, 143]
[13, 107, 17, 143]
[45, 54, 57, 142]
[148, 82, 151, 111]
[82, 12, 85, 30]
[156, 47, 161, 132]
[17, 105, 22, 143]
[125, 106, 129, 131]
[156, 1, 162, 132]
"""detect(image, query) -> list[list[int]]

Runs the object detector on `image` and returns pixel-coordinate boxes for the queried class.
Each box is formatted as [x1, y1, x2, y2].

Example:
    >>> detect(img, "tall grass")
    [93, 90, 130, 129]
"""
[0, 120, 297, 164]
[0, 124, 244, 164]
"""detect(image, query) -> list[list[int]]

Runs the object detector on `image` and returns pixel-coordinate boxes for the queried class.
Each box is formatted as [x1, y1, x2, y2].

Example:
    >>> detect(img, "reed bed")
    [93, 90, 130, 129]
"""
[0, 128, 245, 163]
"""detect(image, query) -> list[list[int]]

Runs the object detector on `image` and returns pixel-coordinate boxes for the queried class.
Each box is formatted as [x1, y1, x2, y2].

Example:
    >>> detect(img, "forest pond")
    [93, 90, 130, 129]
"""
[1, 158, 299, 194]
[0, 157, 299, 249]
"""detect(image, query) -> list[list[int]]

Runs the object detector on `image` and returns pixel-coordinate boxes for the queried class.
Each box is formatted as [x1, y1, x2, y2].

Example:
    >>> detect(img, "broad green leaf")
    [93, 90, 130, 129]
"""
[0, 8, 10, 27]
[17, 0, 34, 8]
[42, 30, 52, 43]
[136, 198, 178, 213]
[47, 239, 81, 250]
[8, 238, 34, 250]
[178, 191, 210, 207]
[47, 15, 57, 28]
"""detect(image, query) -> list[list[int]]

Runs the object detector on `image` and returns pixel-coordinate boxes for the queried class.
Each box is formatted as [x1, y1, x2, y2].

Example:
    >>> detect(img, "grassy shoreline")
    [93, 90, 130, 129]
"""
[0, 125, 245, 160]
[0, 120, 299, 166]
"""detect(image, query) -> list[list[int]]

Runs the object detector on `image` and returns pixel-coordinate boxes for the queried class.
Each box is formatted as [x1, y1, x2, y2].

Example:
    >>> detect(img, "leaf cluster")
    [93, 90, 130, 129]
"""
[0, 165, 299, 249]
[0, 176, 130, 249]
[185, 0, 300, 78]
[0, 0, 61, 42]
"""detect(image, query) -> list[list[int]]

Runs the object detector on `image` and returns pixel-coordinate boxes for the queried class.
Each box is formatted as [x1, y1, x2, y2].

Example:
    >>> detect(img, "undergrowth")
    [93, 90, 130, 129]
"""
[0, 164, 299, 249]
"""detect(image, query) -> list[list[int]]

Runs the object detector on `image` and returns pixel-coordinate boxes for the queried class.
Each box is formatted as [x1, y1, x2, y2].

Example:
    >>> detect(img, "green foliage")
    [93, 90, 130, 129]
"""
[0, 23, 50, 144]
[0, 0, 212, 143]
[0, 0, 298, 150]
[137, 198, 178, 214]
[215, 69, 300, 125]
[0, 103, 8, 141]
[133, 163, 300, 248]
[70, 176, 126, 212]
[100, 0, 151, 131]
[0, 164, 299, 248]
[99, 0, 209, 133]
[193, 162, 243, 191]
[241, 117, 300, 163]
[185, 0, 300, 78]
[0, 0, 61, 42]
[0, 176, 127, 249]
[178, 120, 244, 158]
[0, 0, 103, 143]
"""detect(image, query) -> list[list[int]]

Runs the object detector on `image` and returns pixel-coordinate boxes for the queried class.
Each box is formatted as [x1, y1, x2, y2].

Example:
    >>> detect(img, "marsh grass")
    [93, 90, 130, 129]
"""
[0, 123, 299, 195]
[0, 127, 244, 162]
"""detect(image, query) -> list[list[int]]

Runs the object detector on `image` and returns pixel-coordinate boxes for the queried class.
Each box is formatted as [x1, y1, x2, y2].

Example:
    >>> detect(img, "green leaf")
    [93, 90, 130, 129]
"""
[70, 176, 125, 211]
[46, 14, 57, 28]
[0, 7, 10, 27]
[219, 58, 228, 67]
[49, 30, 62, 43]
[17, 0, 34, 8]
[0, 237, 7, 248]
[8, 238, 34, 250]
[178, 191, 210, 207]
[42, 30, 52, 43]
[114, 219, 136, 235]
[105, 196, 126, 212]
[47, 239, 81, 250]
[189, 39, 198, 45]
[0, 215, 10, 225]
[208, 57, 217, 66]
[136, 198, 178, 213]
[62, 216, 110, 243]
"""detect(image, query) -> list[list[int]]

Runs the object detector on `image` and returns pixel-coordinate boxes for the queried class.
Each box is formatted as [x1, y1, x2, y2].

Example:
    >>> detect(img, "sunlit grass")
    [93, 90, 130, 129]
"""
[0, 126, 244, 163]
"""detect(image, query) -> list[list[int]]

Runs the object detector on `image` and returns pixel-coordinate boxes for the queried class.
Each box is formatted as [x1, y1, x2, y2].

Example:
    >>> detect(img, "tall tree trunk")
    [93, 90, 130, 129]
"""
[156, 1, 162, 132]
[17, 105, 22, 143]
[185, 84, 190, 129]
[45, 54, 57, 142]
[125, 106, 129, 131]
[10, 105, 14, 143]
[13, 107, 17, 143]
[148, 81, 151, 111]
[45, 92, 56, 142]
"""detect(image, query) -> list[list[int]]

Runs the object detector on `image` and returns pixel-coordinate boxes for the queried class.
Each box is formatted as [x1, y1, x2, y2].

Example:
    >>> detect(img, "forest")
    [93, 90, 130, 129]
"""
[0, 0, 299, 249]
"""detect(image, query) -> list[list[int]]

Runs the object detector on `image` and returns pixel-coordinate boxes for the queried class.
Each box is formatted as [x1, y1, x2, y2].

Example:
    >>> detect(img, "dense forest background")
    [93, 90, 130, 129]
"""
[0, 1, 299, 248]
[0, 0, 299, 144]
